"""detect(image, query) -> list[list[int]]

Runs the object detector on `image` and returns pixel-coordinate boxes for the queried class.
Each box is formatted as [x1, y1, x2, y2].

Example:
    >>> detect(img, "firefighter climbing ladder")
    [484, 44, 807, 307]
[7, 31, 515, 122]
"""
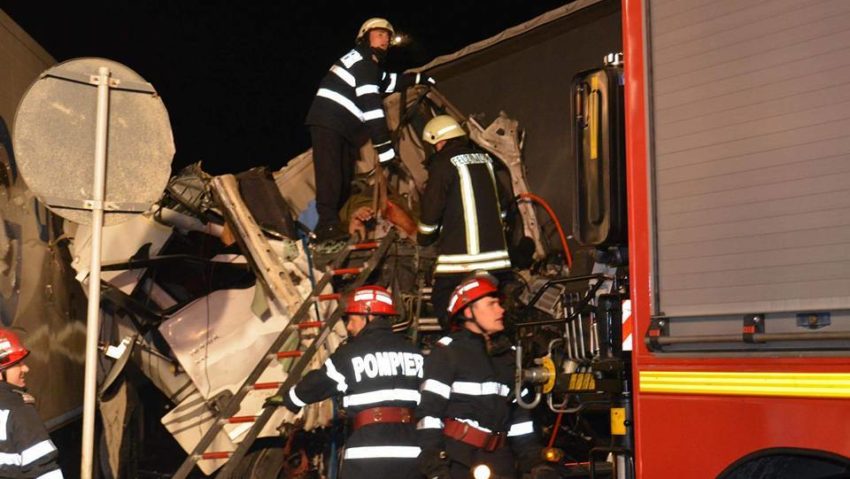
[172, 229, 398, 479]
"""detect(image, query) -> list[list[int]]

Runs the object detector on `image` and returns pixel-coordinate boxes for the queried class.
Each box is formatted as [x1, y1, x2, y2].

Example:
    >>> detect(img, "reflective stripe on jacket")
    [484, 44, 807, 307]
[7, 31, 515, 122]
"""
[417, 141, 512, 274]
[306, 44, 415, 161]
[415, 330, 536, 459]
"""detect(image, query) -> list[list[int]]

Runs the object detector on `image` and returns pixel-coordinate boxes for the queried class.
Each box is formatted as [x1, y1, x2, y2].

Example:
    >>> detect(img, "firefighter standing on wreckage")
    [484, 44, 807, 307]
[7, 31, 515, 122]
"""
[417, 115, 514, 331]
[266, 285, 424, 478]
[0, 329, 64, 479]
[307, 17, 435, 244]
[415, 274, 556, 479]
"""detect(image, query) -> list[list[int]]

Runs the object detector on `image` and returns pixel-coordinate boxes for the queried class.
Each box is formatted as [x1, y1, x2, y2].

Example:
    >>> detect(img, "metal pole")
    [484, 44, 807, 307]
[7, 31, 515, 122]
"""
[81, 66, 111, 479]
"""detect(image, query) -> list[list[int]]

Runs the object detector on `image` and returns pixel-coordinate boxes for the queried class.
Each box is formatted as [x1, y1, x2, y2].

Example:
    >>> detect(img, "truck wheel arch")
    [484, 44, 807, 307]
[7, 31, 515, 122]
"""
[718, 448, 850, 479]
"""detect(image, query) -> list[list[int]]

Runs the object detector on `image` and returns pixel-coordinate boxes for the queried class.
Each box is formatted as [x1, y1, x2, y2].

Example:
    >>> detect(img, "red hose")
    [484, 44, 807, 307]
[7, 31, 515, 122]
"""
[517, 192, 573, 269]
[547, 412, 564, 448]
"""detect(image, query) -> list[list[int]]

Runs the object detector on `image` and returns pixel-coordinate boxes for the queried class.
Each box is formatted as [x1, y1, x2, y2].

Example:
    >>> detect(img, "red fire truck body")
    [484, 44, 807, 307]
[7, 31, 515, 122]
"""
[623, 0, 850, 476]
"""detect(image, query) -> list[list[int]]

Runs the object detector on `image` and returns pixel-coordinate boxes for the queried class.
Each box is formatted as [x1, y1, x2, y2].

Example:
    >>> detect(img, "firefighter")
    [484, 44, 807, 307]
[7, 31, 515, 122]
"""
[307, 17, 435, 243]
[266, 285, 424, 478]
[0, 329, 64, 479]
[417, 115, 513, 330]
[415, 273, 549, 479]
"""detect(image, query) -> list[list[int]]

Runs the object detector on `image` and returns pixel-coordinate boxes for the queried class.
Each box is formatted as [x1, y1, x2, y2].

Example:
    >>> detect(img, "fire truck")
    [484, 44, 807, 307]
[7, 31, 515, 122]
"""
[620, 0, 850, 476]
[461, 0, 850, 477]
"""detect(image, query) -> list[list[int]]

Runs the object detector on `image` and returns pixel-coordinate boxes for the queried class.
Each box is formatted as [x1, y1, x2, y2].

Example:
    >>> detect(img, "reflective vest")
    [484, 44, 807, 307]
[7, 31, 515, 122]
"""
[418, 141, 512, 275]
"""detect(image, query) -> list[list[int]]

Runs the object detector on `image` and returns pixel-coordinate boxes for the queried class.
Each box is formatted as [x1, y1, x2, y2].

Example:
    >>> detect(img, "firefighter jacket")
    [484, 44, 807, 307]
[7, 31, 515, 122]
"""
[282, 317, 424, 478]
[0, 382, 64, 479]
[306, 43, 415, 163]
[415, 330, 538, 468]
[417, 141, 512, 275]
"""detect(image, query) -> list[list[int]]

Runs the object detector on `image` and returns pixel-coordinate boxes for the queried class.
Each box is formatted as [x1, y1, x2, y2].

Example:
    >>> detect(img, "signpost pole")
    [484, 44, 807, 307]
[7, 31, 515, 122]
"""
[14, 57, 174, 477]
[80, 65, 111, 479]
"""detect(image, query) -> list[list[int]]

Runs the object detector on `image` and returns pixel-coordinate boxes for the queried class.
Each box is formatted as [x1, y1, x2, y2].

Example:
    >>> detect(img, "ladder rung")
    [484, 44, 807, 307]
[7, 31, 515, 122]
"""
[197, 451, 232, 460]
[317, 293, 341, 301]
[226, 415, 258, 424]
[350, 241, 379, 251]
[173, 230, 400, 479]
[276, 350, 303, 359]
[252, 381, 282, 390]
[298, 321, 323, 329]
[332, 267, 363, 276]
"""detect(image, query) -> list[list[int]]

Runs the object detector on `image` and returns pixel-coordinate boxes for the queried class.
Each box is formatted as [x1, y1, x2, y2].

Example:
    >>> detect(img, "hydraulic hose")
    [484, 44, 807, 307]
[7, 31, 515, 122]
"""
[547, 412, 564, 448]
[517, 192, 573, 269]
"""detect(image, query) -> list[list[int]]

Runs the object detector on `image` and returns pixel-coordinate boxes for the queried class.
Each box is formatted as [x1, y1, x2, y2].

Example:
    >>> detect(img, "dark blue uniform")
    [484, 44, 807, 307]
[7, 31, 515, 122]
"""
[416, 330, 538, 479]
[306, 43, 415, 229]
[0, 382, 63, 479]
[282, 317, 424, 478]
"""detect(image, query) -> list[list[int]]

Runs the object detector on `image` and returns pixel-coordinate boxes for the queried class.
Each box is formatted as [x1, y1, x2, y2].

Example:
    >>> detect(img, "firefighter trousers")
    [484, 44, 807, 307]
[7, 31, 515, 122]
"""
[310, 125, 358, 228]
[338, 423, 421, 479]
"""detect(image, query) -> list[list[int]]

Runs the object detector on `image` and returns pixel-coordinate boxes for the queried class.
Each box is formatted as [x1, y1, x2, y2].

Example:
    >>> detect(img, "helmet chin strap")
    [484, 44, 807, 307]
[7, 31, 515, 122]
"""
[467, 309, 495, 353]
[355, 314, 375, 336]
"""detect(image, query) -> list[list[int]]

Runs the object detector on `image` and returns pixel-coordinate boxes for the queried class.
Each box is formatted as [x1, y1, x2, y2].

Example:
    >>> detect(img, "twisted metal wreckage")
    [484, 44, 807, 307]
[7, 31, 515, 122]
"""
[12, 1, 849, 477]
[0, 7, 635, 477]
[79, 86, 555, 477]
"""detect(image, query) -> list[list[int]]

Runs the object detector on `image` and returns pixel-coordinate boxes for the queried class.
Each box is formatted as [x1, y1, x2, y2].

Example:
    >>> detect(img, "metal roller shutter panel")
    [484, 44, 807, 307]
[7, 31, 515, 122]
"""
[649, 0, 850, 316]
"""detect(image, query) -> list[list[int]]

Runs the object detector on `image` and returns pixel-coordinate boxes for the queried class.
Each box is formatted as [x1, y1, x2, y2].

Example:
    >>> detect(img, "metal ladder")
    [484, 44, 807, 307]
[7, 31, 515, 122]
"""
[172, 229, 398, 479]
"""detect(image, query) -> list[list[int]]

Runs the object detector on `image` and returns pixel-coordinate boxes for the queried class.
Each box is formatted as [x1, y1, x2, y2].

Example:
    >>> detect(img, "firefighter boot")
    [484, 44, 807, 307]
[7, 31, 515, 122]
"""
[312, 222, 350, 244]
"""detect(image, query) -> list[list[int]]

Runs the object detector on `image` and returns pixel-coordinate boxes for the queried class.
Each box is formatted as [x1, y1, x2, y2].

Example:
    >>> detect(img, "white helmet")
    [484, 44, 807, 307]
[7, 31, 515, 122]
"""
[422, 115, 467, 145]
[356, 17, 395, 42]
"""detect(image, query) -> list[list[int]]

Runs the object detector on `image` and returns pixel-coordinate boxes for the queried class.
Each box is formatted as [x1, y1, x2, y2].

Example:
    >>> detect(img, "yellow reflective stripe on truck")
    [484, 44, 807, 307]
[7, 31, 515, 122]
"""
[639, 371, 850, 398]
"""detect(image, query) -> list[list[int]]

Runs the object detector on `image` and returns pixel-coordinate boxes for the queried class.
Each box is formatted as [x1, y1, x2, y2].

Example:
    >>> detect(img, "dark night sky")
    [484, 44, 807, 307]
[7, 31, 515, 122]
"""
[1, 1, 570, 174]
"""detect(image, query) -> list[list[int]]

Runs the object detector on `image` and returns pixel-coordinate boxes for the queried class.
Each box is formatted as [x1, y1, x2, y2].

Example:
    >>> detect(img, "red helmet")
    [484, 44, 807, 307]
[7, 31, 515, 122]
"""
[0, 329, 29, 370]
[447, 273, 499, 319]
[345, 285, 399, 316]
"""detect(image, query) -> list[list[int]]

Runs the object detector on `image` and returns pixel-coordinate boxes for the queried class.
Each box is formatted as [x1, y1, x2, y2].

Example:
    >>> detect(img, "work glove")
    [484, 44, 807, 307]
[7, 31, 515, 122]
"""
[418, 449, 450, 479]
[263, 394, 285, 408]
[15, 390, 35, 405]
[414, 72, 437, 86]
[263, 391, 301, 413]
